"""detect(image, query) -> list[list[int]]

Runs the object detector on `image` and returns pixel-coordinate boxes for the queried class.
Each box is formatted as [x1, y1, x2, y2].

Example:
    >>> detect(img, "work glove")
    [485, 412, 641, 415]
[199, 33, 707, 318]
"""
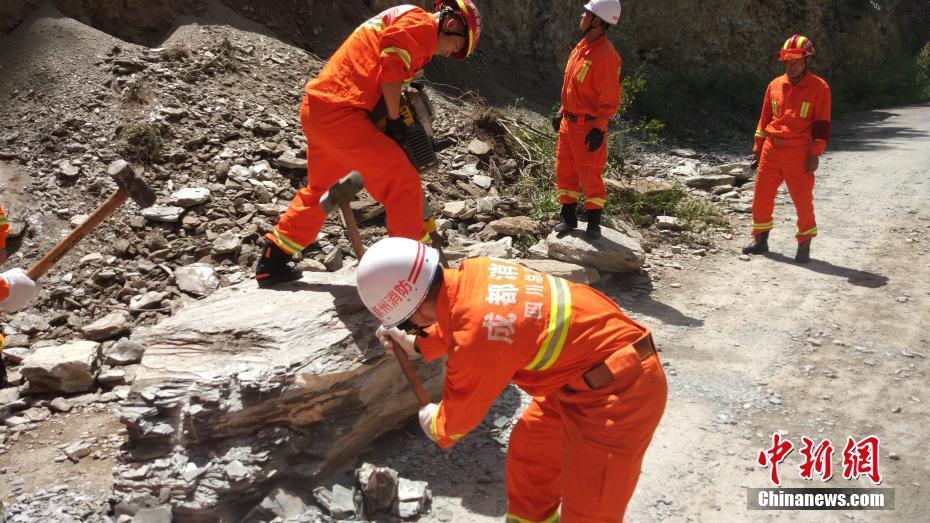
[418, 402, 440, 443]
[376, 325, 418, 359]
[806, 154, 820, 174]
[750, 152, 761, 170]
[585, 127, 605, 152]
[551, 114, 563, 134]
[385, 117, 408, 144]
[0, 268, 39, 312]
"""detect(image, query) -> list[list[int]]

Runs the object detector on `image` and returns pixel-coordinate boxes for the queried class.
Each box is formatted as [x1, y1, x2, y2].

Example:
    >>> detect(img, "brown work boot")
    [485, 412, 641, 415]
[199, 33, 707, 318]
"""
[741, 231, 769, 255]
[795, 239, 812, 263]
[255, 238, 302, 287]
[553, 204, 578, 233]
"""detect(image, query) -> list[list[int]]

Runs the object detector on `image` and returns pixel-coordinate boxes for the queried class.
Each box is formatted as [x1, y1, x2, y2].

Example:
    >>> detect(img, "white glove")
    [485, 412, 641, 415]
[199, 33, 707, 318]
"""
[376, 325, 418, 359]
[0, 268, 38, 312]
[418, 402, 440, 443]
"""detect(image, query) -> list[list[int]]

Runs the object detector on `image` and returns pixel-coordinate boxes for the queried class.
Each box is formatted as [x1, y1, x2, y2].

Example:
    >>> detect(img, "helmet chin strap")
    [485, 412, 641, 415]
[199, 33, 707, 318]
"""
[582, 14, 602, 36]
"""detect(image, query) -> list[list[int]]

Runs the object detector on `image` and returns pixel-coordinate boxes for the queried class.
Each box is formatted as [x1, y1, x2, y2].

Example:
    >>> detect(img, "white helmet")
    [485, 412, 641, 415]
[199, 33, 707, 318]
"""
[584, 0, 622, 25]
[356, 238, 441, 327]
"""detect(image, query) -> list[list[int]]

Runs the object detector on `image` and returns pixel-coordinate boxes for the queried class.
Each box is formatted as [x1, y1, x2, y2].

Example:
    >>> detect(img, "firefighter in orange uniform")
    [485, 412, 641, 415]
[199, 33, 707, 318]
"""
[552, 0, 623, 240]
[357, 238, 668, 523]
[743, 34, 831, 263]
[256, 1, 482, 286]
[1, 205, 39, 383]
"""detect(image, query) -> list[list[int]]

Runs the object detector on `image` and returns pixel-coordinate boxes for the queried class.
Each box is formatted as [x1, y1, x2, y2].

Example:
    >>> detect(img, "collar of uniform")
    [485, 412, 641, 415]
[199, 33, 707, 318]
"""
[580, 34, 608, 56]
[425, 266, 459, 341]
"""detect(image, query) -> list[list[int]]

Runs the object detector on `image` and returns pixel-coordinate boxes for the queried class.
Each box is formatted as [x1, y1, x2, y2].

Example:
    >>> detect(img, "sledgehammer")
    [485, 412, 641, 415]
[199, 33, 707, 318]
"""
[26, 160, 155, 280]
[319, 171, 367, 260]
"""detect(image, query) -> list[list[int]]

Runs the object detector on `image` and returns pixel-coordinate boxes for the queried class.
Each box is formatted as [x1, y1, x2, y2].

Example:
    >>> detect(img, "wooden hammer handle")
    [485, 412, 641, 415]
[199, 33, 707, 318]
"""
[27, 189, 128, 281]
[390, 342, 431, 407]
[339, 200, 366, 260]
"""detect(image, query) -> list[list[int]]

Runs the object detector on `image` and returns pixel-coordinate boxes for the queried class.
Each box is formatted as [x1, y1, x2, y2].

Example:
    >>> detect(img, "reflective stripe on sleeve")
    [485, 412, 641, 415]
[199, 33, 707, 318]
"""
[525, 276, 571, 371]
[381, 47, 412, 71]
[754, 129, 766, 139]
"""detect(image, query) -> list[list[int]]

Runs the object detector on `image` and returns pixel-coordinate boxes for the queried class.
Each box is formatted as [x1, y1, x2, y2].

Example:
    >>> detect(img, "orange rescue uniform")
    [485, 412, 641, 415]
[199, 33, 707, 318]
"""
[556, 36, 622, 210]
[268, 5, 436, 255]
[751, 72, 831, 242]
[418, 257, 667, 522]
[0, 205, 9, 250]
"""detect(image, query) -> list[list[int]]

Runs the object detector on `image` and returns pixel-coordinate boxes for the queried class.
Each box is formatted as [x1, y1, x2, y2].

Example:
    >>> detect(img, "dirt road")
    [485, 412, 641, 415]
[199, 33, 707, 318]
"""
[360, 104, 930, 522]
[621, 103, 930, 521]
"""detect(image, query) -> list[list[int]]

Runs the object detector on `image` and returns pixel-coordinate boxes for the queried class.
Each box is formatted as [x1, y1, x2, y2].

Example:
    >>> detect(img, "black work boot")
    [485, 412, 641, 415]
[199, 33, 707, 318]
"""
[584, 209, 602, 240]
[255, 238, 302, 287]
[741, 231, 769, 255]
[553, 204, 578, 233]
[795, 239, 812, 263]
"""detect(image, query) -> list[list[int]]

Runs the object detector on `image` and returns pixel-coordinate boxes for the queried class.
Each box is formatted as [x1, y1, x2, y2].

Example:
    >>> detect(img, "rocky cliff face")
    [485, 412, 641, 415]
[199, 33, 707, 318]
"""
[3, 0, 929, 123]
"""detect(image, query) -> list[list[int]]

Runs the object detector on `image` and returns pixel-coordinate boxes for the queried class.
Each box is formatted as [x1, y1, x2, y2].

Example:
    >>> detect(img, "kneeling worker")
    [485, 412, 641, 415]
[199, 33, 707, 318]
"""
[357, 238, 667, 522]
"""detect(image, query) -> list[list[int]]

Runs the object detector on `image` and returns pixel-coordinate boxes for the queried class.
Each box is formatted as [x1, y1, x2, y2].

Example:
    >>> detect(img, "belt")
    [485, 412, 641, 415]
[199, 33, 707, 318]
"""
[767, 136, 810, 147]
[563, 113, 596, 123]
[577, 331, 657, 391]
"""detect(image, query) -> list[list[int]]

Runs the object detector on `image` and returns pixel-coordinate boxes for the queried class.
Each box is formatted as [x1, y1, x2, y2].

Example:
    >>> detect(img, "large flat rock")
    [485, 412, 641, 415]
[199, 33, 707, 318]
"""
[545, 226, 645, 273]
[114, 270, 444, 521]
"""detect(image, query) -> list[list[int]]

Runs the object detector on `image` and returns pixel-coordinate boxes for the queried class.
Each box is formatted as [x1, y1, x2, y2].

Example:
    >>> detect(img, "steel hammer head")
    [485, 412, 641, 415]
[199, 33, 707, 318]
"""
[107, 160, 156, 209]
[320, 171, 364, 215]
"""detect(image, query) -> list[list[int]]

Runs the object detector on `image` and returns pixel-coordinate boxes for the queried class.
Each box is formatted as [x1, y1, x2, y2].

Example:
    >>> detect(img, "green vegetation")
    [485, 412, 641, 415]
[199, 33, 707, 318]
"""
[834, 43, 930, 113]
[117, 123, 164, 164]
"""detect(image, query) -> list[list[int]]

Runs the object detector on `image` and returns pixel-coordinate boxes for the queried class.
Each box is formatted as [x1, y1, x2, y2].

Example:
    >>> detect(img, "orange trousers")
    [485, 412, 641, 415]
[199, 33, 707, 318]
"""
[751, 139, 817, 242]
[555, 119, 608, 210]
[269, 95, 424, 254]
[505, 356, 667, 523]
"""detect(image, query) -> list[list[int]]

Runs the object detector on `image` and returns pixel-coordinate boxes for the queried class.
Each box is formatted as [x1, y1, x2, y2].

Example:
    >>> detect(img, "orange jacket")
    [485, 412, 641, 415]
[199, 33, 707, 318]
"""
[418, 257, 645, 448]
[305, 5, 437, 111]
[0, 205, 9, 249]
[560, 36, 622, 131]
[754, 72, 832, 155]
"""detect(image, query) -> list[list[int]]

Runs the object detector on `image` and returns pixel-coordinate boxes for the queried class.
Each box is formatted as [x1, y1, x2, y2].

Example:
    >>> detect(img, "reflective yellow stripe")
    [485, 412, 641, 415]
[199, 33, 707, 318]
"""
[800, 101, 811, 119]
[360, 18, 385, 31]
[430, 402, 462, 442]
[576, 60, 592, 83]
[506, 512, 559, 523]
[754, 129, 766, 139]
[797, 227, 818, 236]
[272, 230, 306, 255]
[557, 189, 581, 199]
[771, 100, 778, 115]
[525, 276, 571, 371]
[752, 221, 774, 230]
[381, 47, 412, 71]
[586, 197, 606, 208]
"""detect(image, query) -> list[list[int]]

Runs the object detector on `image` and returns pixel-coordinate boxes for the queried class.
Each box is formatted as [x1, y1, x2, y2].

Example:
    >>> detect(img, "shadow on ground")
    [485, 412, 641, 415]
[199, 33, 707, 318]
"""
[763, 252, 889, 288]
[830, 106, 930, 152]
[599, 272, 705, 327]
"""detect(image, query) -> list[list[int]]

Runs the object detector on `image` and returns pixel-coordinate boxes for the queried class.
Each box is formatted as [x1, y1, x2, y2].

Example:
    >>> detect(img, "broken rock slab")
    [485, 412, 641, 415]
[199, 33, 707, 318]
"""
[517, 259, 600, 285]
[142, 205, 184, 223]
[683, 174, 736, 191]
[546, 227, 644, 273]
[81, 311, 131, 341]
[487, 216, 543, 236]
[113, 270, 443, 521]
[357, 462, 399, 513]
[21, 340, 101, 394]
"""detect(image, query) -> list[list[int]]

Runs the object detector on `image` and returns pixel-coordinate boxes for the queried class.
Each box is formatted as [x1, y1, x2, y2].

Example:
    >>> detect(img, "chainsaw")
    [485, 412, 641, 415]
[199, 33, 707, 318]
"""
[369, 83, 453, 170]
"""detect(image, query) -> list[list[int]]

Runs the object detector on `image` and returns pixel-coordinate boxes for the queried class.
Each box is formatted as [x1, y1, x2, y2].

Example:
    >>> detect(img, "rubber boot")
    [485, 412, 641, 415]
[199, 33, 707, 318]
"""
[584, 209, 602, 240]
[553, 203, 578, 233]
[741, 231, 769, 255]
[795, 239, 812, 263]
[255, 237, 302, 287]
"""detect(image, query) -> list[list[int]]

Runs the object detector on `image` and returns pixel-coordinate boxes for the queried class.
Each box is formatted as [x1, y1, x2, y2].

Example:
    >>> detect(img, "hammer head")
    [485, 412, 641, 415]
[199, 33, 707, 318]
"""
[107, 160, 157, 209]
[320, 171, 365, 215]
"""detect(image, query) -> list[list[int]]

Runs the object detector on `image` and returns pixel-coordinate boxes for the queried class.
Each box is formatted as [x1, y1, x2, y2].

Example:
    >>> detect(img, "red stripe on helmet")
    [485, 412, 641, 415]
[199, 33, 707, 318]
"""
[407, 243, 425, 283]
